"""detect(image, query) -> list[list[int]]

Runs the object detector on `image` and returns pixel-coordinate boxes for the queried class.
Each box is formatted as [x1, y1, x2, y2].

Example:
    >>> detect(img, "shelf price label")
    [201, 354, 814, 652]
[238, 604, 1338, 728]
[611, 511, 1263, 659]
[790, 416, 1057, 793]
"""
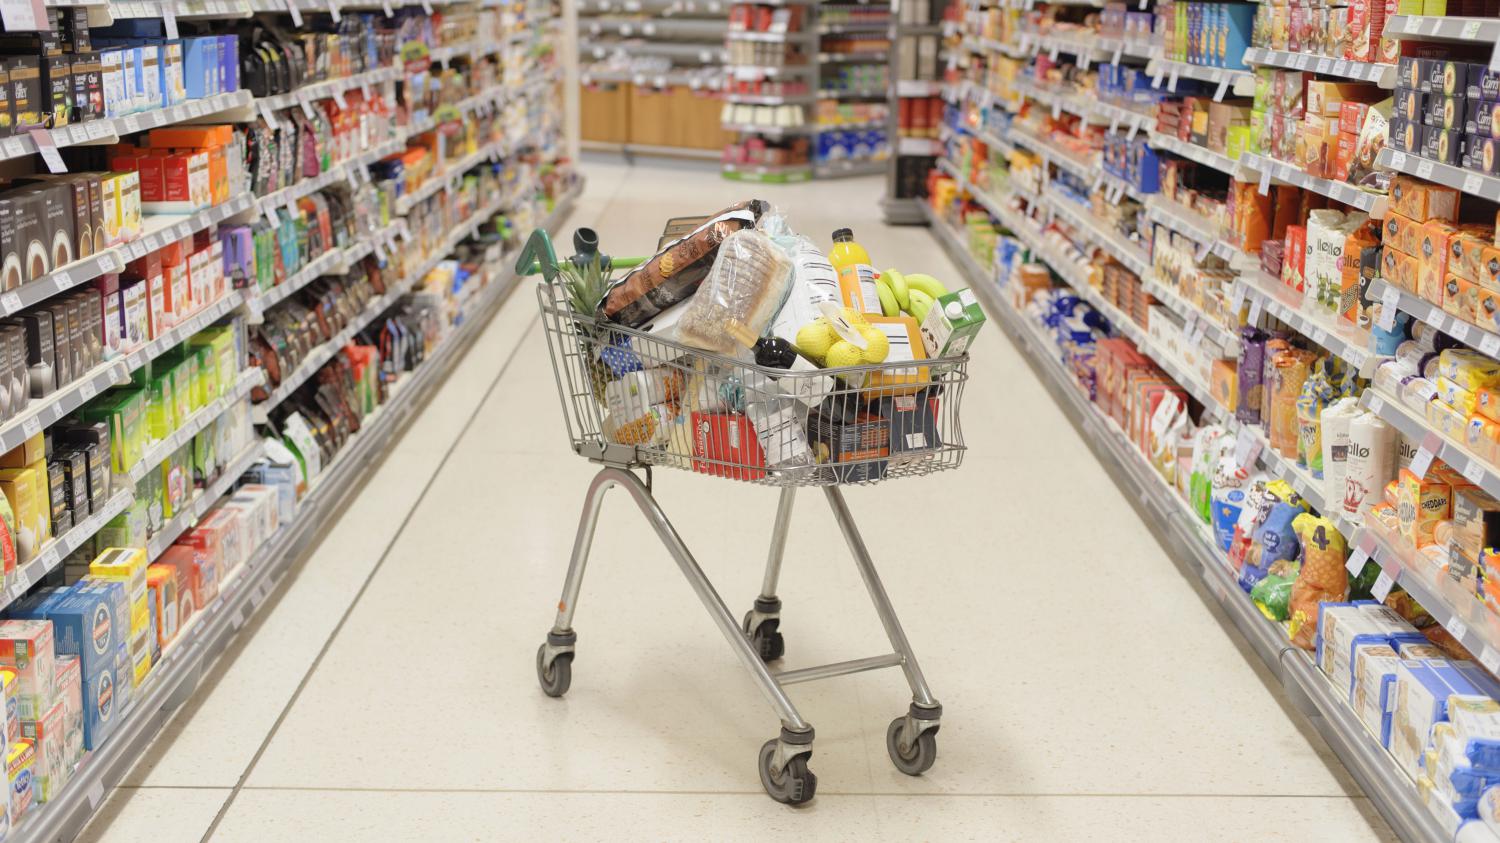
[1484, 645, 1500, 673]
[1464, 457, 1487, 485]
[26, 128, 65, 174]
[1409, 432, 1442, 478]
[1371, 569, 1395, 602]
[1346, 534, 1374, 574]
[1233, 426, 1262, 470]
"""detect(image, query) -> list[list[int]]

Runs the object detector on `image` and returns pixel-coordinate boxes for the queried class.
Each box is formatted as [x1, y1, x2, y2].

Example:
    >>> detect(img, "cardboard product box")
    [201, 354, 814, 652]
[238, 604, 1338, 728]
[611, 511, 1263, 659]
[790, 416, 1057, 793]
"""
[0, 62, 12, 138]
[7, 738, 33, 821]
[19, 700, 61, 802]
[6, 57, 40, 129]
[1391, 175, 1460, 223]
[53, 655, 80, 771]
[1426, 94, 1465, 132]
[74, 646, 120, 750]
[41, 55, 69, 129]
[153, 545, 199, 625]
[1395, 88, 1425, 123]
[58, 422, 111, 511]
[807, 407, 888, 483]
[0, 622, 53, 723]
[1471, 135, 1500, 175]
[0, 466, 43, 562]
[145, 564, 177, 650]
[1423, 124, 1465, 165]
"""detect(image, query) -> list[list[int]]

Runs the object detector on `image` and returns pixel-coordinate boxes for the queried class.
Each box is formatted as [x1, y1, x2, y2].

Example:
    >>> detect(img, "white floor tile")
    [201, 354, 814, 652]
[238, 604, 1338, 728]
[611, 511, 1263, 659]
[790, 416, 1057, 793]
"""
[75, 786, 229, 843]
[211, 789, 1396, 843]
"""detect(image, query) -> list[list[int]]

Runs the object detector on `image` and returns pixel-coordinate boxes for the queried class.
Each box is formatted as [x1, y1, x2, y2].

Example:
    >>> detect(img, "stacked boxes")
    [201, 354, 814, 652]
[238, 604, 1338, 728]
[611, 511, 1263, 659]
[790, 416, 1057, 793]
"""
[1391, 58, 1500, 176]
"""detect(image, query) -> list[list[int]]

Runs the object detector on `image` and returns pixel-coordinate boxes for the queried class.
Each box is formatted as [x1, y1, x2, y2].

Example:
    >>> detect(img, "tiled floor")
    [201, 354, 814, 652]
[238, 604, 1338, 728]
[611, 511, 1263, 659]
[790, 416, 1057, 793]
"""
[77, 160, 1396, 841]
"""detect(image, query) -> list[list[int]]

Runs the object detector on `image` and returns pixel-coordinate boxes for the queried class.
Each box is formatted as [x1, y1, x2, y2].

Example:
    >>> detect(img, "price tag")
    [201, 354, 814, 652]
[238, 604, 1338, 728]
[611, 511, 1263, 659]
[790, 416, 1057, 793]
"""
[1312, 328, 1327, 346]
[1416, 160, 1434, 179]
[1371, 569, 1395, 602]
[1248, 298, 1263, 326]
[1333, 60, 1349, 77]
[1410, 438, 1439, 477]
[1111, 47, 1122, 65]
[327, 0, 339, 21]
[87, 121, 111, 141]
[1213, 78, 1229, 101]
[1151, 68, 1164, 88]
[1258, 167, 1271, 196]
[1368, 394, 1385, 416]
[1483, 645, 1500, 673]
[1380, 284, 1401, 313]
[420, 0, 432, 11]
[80, 379, 96, 401]
[3, 291, 24, 314]
[1464, 173, 1484, 195]
[1451, 321, 1471, 343]
[163, 3, 179, 37]
[285, 0, 301, 26]
[1051, 101, 1061, 120]
[1168, 68, 1180, 91]
[1296, 54, 1310, 70]
[20, 416, 40, 439]
[298, 95, 315, 121]
[381, 0, 391, 14]
[1447, 617, 1469, 644]
[1346, 543, 1369, 575]
[14, 565, 30, 591]
[1404, 15, 1422, 33]
[1316, 58, 1331, 74]
[1491, 39, 1500, 73]
[1390, 151, 1407, 170]
[26, 128, 65, 174]
[1423, 307, 1446, 330]
[1050, 46, 1061, 62]
[1465, 457, 1488, 485]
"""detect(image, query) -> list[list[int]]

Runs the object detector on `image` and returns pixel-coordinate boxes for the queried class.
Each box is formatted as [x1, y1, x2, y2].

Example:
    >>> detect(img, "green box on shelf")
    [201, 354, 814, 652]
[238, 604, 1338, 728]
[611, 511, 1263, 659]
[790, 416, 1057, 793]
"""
[76, 388, 146, 476]
[96, 497, 149, 550]
[188, 326, 237, 401]
[145, 371, 175, 443]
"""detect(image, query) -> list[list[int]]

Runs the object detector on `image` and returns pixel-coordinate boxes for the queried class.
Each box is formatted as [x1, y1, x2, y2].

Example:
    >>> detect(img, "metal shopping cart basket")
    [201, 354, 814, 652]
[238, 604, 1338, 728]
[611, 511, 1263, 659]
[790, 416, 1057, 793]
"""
[518, 224, 969, 805]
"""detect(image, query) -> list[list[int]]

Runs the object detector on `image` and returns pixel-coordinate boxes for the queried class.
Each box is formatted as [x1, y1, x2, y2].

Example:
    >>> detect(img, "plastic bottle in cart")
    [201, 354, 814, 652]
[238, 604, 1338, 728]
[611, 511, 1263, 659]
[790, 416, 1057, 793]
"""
[829, 228, 882, 316]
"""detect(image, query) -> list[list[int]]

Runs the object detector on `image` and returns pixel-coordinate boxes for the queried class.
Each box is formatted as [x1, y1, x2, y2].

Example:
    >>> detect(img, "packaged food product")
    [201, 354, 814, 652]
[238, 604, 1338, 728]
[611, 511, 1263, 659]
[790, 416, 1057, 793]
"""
[676, 228, 793, 356]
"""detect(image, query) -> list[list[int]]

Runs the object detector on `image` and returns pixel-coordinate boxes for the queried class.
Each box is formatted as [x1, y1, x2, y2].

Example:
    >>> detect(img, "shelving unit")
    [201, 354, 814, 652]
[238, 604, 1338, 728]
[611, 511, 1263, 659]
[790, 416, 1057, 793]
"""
[921, 4, 1500, 836]
[0, 5, 578, 840]
[880, 0, 946, 221]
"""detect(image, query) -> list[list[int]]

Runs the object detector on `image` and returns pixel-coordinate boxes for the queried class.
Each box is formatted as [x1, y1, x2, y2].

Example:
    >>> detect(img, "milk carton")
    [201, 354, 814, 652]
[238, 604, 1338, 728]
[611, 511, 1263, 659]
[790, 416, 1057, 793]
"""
[919, 288, 986, 358]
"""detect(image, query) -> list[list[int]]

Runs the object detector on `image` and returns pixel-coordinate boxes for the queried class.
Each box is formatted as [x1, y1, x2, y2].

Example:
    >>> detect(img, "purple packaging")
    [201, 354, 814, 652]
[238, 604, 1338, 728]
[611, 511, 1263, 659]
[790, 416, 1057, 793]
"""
[219, 226, 253, 288]
[1237, 326, 1266, 425]
[1467, 99, 1500, 140]
[1468, 63, 1500, 102]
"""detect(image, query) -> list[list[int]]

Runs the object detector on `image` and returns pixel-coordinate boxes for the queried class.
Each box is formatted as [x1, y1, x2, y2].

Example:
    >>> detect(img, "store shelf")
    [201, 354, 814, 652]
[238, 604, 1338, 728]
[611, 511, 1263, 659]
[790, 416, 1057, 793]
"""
[813, 158, 888, 177]
[1008, 126, 1096, 183]
[728, 62, 815, 78]
[1362, 388, 1500, 506]
[1092, 99, 1155, 135]
[1147, 131, 1245, 179]
[0, 91, 250, 165]
[722, 92, 817, 105]
[1241, 48, 1396, 87]
[395, 137, 507, 215]
[1093, 35, 1157, 63]
[0, 193, 255, 318]
[896, 137, 941, 156]
[4, 186, 580, 843]
[1383, 15, 1500, 42]
[819, 120, 888, 133]
[257, 134, 408, 217]
[1237, 152, 1390, 218]
[820, 51, 887, 63]
[722, 122, 812, 137]
[721, 162, 813, 182]
[725, 30, 816, 43]
[1028, 31, 1110, 64]
[584, 67, 724, 88]
[1042, 187, 1152, 277]
[108, 0, 252, 18]
[1146, 58, 1257, 97]
[894, 79, 945, 96]
[127, 369, 264, 485]
[820, 87, 889, 99]
[924, 204, 1456, 843]
[1367, 277, 1500, 358]
[1143, 196, 1245, 264]
[817, 21, 889, 34]
[145, 440, 266, 562]
[585, 17, 726, 38]
[1238, 269, 1374, 371]
[0, 489, 135, 610]
[1141, 274, 1241, 351]
[1376, 147, 1500, 204]
[253, 66, 401, 114]
[581, 40, 727, 62]
[1016, 80, 1093, 121]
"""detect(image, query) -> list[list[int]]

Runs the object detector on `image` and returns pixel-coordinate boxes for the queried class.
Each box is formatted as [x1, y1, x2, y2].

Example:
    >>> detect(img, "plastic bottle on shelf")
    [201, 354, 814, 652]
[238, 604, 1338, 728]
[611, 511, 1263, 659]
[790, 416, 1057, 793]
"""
[829, 228, 881, 316]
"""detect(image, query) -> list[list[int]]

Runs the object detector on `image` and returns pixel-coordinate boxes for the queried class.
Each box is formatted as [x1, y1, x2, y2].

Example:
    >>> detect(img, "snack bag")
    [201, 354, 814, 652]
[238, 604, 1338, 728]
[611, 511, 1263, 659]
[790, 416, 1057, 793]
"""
[599, 201, 767, 327]
[1271, 348, 1315, 458]
[1241, 500, 1304, 590]
[1297, 367, 1335, 476]
[1211, 459, 1254, 552]
[1228, 476, 1273, 573]
[1251, 568, 1298, 621]
[1190, 425, 1229, 523]
[1287, 514, 1350, 649]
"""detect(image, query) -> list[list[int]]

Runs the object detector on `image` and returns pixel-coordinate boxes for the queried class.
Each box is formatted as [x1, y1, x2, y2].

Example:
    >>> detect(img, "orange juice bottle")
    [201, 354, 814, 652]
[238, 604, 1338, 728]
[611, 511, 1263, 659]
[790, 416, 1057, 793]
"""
[829, 228, 881, 315]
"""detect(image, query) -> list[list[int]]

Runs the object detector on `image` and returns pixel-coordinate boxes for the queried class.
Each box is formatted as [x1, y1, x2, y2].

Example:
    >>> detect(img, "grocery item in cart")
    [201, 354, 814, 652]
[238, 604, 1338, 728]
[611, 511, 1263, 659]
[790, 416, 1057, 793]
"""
[677, 228, 794, 356]
[599, 201, 768, 328]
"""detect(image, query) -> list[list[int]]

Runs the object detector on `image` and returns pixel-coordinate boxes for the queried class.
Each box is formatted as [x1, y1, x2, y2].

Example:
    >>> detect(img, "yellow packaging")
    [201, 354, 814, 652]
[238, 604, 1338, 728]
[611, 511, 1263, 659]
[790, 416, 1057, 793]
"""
[1436, 377, 1479, 414]
[861, 315, 929, 397]
[1426, 398, 1469, 440]
[1478, 388, 1500, 424]
[0, 466, 42, 563]
[1399, 467, 1452, 547]
[1445, 275, 1479, 322]
[1439, 349, 1500, 389]
[1383, 248, 1420, 294]
[1384, 213, 1423, 257]
[88, 547, 150, 639]
[1468, 414, 1500, 463]
[835, 264, 881, 316]
[1390, 174, 1461, 223]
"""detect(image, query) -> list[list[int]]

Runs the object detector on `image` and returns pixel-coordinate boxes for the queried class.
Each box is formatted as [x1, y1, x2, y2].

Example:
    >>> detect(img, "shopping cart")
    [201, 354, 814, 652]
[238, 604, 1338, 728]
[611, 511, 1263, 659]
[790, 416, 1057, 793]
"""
[519, 224, 969, 805]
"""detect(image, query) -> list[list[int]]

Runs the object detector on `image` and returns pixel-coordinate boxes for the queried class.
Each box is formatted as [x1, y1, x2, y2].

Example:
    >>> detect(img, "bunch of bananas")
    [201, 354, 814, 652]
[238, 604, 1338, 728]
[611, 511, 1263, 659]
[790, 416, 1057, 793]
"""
[875, 270, 949, 322]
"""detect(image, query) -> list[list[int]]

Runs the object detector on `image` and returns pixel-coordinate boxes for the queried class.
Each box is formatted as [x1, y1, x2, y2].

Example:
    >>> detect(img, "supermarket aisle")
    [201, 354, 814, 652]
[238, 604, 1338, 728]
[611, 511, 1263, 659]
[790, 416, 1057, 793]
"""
[81, 162, 1395, 842]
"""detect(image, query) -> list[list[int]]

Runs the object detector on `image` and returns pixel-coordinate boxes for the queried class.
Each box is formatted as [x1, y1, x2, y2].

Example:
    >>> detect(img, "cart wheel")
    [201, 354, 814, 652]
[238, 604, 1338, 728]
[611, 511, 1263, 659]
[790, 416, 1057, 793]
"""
[758, 739, 816, 806]
[886, 717, 938, 776]
[536, 643, 573, 698]
[742, 611, 785, 662]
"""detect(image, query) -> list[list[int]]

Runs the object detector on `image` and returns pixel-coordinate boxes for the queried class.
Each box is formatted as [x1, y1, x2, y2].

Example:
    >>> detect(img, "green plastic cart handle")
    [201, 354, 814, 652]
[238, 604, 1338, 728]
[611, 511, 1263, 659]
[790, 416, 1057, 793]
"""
[516, 228, 647, 278]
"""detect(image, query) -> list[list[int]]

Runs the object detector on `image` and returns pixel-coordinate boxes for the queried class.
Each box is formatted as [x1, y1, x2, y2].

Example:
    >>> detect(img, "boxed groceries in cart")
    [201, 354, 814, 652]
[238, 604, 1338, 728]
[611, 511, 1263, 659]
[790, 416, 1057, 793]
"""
[536, 200, 980, 485]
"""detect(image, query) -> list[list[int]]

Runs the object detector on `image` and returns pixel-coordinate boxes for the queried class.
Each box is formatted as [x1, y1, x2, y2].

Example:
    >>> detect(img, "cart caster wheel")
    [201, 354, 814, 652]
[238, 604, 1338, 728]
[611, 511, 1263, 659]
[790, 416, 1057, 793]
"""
[887, 716, 938, 776]
[758, 739, 816, 805]
[742, 612, 785, 662]
[536, 643, 573, 698]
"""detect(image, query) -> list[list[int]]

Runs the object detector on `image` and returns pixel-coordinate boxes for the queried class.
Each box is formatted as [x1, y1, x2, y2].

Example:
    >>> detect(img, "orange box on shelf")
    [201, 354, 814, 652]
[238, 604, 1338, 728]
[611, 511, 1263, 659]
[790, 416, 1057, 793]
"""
[1452, 231, 1490, 286]
[1210, 359, 1237, 412]
[1384, 212, 1422, 257]
[1476, 287, 1500, 332]
[1390, 175, 1461, 222]
[1482, 245, 1500, 289]
[1444, 275, 1479, 322]
[1383, 248, 1420, 294]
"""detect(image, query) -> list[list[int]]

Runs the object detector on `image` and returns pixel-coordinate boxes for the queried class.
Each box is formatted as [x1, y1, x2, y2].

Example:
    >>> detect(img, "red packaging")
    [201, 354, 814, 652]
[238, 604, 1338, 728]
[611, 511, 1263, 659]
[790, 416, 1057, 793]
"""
[1339, 101, 1369, 135]
[690, 412, 766, 481]
[1283, 225, 1308, 292]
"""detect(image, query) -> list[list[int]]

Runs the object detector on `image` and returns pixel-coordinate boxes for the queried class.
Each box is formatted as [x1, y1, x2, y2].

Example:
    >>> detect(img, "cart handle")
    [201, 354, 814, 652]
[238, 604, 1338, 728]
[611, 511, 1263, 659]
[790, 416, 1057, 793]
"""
[515, 228, 646, 279]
